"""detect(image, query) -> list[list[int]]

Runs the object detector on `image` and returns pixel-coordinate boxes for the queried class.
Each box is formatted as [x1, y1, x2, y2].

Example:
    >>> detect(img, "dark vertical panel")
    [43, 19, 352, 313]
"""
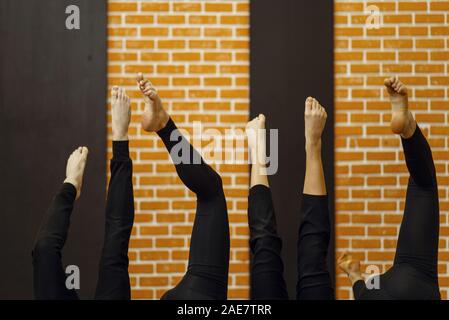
[250, 0, 334, 298]
[0, 0, 106, 298]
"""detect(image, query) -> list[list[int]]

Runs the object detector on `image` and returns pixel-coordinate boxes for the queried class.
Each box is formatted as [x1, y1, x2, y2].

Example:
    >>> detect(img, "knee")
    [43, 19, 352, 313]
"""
[200, 170, 224, 198]
[32, 238, 57, 262]
[210, 172, 223, 194]
[206, 171, 223, 196]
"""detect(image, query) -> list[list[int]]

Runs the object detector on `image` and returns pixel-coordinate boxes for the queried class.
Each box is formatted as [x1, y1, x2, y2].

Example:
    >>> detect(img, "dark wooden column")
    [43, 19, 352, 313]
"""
[250, 0, 335, 298]
[0, 0, 107, 299]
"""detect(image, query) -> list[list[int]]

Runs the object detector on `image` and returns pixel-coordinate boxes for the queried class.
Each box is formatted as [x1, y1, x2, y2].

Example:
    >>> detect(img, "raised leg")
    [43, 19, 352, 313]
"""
[95, 87, 134, 300]
[385, 78, 439, 280]
[138, 75, 229, 299]
[246, 115, 288, 300]
[297, 97, 334, 300]
[32, 147, 88, 299]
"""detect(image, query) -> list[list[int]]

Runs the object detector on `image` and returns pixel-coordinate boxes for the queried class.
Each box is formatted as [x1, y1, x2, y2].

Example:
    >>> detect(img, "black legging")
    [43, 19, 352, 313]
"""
[248, 185, 333, 300]
[248, 185, 288, 299]
[32, 141, 134, 300]
[353, 126, 441, 300]
[158, 118, 230, 300]
[296, 194, 334, 299]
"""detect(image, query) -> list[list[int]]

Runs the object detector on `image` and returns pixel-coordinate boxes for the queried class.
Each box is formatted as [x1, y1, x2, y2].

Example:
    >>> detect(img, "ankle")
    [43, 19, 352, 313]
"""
[348, 272, 363, 285]
[306, 139, 322, 152]
[63, 177, 80, 198]
[159, 112, 170, 130]
[113, 132, 129, 141]
[401, 113, 416, 139]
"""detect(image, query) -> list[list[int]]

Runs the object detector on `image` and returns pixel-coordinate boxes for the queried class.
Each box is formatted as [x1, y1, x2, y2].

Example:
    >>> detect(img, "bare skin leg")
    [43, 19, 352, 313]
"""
[136, 73, 169, 132]
[296, 97, 335, 300]
[246, 114, 268, 188]
[303, 97, 327, 196]
[63, 146, 88, 199]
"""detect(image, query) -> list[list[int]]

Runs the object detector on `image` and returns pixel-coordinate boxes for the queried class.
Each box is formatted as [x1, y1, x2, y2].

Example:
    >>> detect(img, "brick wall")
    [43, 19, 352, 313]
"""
[335, 0, 449, 299]
[106, 0, 449, 301]
[107, 0, 250, 299]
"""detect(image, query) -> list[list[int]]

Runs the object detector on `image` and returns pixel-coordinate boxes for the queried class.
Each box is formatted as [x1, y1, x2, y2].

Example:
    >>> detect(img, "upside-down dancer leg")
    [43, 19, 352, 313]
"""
[32, 147, 88, 299]
[95, 87, 135, 300]
[388, 77, 440, 299]
[296, 97, 334, 300]
[137, 74, 230, 300]
[246, 114, 288, 300]
[339, 78, 441, 300]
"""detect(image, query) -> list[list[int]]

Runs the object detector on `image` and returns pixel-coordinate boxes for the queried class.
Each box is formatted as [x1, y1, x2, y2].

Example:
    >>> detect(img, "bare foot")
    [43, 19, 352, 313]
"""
[245, 114, 266, 165]
[384, 76, 416, 138]
[137, 73, 169, 132]
[338, 252, 363, 285]
[64, 147, 88, 199]
[304, 97, 327, 148]
[111, 86, 131, 141]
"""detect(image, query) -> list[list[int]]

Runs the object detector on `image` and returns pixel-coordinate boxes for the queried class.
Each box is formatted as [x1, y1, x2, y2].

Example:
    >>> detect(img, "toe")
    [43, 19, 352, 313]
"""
[312, 98, 318, 110]
[247, 117, 257, 127]
[305, 97, 313, 111]
[386, 76, 395, 87]
[392, 80, 399, 90]
[112, 86, 119, 98]
[392, 77, 400, 89]
[150, 85, 157, 94]
[258, 114, 266, 123]
[139, 80, 147, 91]
[144, 80, 153, 90]
[147, 87, 158, 99]
[143, 83, 153, 95]
[81, 146, 89, 157]
[143, 87, 151, 96]
[136, 73, 144, 85]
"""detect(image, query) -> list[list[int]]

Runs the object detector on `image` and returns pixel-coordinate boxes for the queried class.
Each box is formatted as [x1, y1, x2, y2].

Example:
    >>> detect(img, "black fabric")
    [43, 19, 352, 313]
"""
[32, 141, 134, 300]
[248, 185, 333, 300]
[95, 141, 134, 299]
[248, 185, 288, 300]
[158, 118, 229, 300]
[32, 183, 79, 300]
[353, 126, 441, 300]
[296, 194, 334, 300]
